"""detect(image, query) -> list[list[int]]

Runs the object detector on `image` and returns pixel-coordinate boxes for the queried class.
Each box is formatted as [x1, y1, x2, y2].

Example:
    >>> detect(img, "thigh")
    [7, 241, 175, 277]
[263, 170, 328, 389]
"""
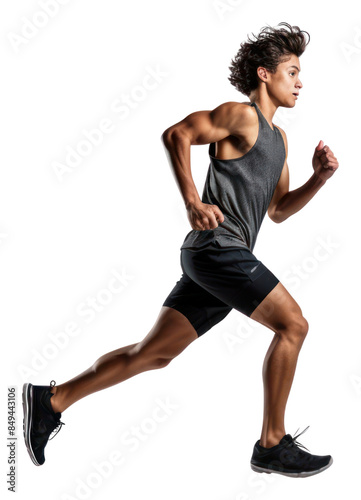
[162, 270, 233, 337]
[249, 281, 304, 333]
[181, 247, 281, 318]
[131, 306, 198, 361]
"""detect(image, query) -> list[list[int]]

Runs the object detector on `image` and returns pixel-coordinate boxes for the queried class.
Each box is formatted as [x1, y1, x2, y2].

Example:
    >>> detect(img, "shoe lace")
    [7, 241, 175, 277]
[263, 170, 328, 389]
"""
[49, 419, 65, 440]
[286, 425, 311, 453]
[48, 380, 65, 440]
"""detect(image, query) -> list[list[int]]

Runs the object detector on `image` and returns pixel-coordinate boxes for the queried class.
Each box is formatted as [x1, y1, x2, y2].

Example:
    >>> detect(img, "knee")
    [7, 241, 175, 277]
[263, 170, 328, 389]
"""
[279, 314, 309, 344]
[129, 345, 174, 370]
[298, 316, 309, 340]
[147, 356, 173, 370]
[150, 356, 173, 369]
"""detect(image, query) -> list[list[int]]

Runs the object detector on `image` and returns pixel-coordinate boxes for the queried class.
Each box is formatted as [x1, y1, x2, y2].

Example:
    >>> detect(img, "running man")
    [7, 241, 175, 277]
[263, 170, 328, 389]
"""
[23, 22, 339, 477]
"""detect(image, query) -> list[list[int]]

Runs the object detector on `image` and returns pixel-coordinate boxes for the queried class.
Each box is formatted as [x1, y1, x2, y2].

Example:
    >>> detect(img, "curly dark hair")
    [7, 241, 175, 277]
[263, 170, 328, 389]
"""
[228, 22, 310, 96]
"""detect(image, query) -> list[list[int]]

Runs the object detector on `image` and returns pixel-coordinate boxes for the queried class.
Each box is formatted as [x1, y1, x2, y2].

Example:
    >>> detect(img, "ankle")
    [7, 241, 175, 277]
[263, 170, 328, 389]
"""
[259, 430, 286, 448]
[49, 386, 63, 414]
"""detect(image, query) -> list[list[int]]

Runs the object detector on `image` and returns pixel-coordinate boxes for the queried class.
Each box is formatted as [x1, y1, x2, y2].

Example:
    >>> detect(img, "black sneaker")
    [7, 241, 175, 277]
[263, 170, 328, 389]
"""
[250, 426, 333, 477]
[22, 380, 65, 466]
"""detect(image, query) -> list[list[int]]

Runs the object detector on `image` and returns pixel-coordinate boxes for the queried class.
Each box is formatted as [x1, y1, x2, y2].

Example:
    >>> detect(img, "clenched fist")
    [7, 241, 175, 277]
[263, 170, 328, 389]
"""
[312, 140, 339, 182]
[186, 201, 224, 231]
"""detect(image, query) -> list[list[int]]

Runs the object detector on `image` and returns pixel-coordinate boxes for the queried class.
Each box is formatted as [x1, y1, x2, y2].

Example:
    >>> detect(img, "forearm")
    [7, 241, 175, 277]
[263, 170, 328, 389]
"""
[275, 172, 326, 222]
[161, 130, 201, 208]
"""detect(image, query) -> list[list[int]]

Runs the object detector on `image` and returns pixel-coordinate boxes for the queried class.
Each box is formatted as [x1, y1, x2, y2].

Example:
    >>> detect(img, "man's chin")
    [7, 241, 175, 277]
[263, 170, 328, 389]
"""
[283, 100, 296, 108]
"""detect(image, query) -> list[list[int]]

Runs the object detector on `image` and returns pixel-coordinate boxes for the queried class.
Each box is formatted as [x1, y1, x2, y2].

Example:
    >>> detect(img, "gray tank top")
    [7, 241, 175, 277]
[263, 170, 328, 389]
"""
[180, 101, 286, 253]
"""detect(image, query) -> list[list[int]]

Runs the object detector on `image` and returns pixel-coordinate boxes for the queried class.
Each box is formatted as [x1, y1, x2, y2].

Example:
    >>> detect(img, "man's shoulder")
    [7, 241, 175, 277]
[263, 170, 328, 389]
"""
[213, 101, 257, 132]
[214, 100, 254, 115]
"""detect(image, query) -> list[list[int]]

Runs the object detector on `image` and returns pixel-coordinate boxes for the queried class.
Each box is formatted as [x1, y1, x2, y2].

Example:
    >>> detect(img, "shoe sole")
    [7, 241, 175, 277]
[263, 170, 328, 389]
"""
[22, 383, 42, 466]
[250, 456, 333, 478]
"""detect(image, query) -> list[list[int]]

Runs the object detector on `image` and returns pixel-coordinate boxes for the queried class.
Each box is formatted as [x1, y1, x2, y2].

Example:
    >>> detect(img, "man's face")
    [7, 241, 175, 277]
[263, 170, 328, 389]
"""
[264, 53, 303, 107]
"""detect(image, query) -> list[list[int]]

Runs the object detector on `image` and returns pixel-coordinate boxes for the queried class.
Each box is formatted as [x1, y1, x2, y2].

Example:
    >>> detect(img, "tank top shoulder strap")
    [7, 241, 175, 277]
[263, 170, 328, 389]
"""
[209, 101, 264, 158]
[251, 102, 266, 130]
[251, 101, 278, 134]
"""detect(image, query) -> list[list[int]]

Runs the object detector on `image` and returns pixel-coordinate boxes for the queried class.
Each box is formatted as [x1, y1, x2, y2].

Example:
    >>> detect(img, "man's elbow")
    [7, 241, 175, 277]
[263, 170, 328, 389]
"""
[161, 129, 169, 145]
[270, 209, 287, 224]
[161, 124, 180, 143]
[161, 127, 189, 150]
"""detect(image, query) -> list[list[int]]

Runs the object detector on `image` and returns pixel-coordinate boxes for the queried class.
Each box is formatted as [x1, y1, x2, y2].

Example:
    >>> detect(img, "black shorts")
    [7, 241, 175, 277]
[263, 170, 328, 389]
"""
[162, 242, 280, 337]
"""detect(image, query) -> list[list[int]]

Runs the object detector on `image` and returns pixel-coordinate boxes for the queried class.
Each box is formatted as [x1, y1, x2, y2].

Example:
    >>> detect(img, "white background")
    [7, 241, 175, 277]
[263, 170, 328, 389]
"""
[1, 1, 360, 499]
